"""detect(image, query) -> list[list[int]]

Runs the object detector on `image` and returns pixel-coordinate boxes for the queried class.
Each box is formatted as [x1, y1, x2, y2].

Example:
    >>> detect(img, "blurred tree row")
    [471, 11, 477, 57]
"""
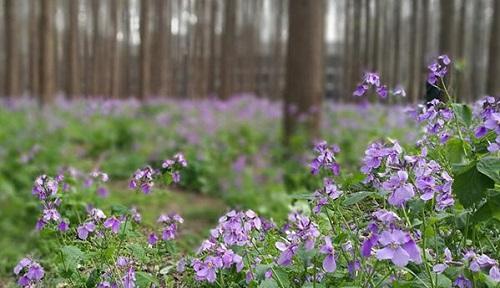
[0, 0, 499, 105]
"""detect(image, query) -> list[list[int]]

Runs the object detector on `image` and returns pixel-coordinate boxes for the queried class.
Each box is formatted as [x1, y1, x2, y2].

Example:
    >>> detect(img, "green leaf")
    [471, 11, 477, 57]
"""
[477, 157, 500, 183]
[127, 243, 147, 262]
[342, 191, 375, 206]
[472, 190, 500, 223]
[86, 269, 101, 288]
[452, 163, 494, 208]
[61, 245, 86, 270]
[451, 103, 472, 126]
[258, 279, 279, 288]
[445, 138, 466, 165]
[136, 271, 158, 287]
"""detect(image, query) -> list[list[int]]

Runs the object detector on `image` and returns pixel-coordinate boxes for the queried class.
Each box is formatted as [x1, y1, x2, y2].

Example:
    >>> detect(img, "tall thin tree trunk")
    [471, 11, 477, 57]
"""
[418, 0, 430, 102]
[207, 0, 218, 96]
[29, 1, 40, 97]
[91, 0, 100, 96]
[66, 0, 80, 98]
[363, 0, 371, 69]
[350, 0, 361, 92]
[343, 0, 352, 100]
[392, 0, 401, 87]
[219, 0, 237, 100]
[283, 0, 324, 145]
[110, 0, 122, 99]
[371, 0, 380, 72]
[139, 0, 151, 99]
[156, 0, 170, 97]
[470, 0, 483, 100]
[456, 0, 468, 101]
[439, 0, 455, 57]
[409, 0, 418, 103]
[486, 0, 500, 96]
[272, 0, 285, 100]
[40, 0, 55, 104]
[4, 0, 20, 97]
[122, 0, 131, 98]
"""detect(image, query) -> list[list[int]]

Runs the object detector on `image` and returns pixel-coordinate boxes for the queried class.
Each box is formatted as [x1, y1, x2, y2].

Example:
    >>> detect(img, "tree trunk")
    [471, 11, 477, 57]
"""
[409, 0, 418, 103]
[351, 0, 361, 92]
[371, 0, 380, 71]
[66, 0, 80, 98]
[486, 0, 500, 96]
[4, 0, 20, 97]
[418, 0, 430, 102]
[110, 0, 122, 99]
[139, 0, 151, 99]
[439, 0, 455, 57]
[471, 0, 483, 100]
[343, 0, 352, 99]
[363, 0, 371, 69]
[156, 0, 170, 97]
[29, 1, 40, 97]
[207, 0, 218, 96]
[40, 0, 55, 104]
[392, 0, 401, 87]
[219, 0, 237, 99]
[272, 0, 285, 100]
[283, 0, 324, 145]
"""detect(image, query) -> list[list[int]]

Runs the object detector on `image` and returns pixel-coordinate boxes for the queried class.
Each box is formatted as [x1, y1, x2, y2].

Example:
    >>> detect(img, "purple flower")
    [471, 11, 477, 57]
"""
[13, 258, 44, 287]
[275, 242, 298, 266]
[58, 220, 70, 232]
[193, 256, 223, 283]
[103, 217, 122, 233]
[77, 222, 96, 240]
[310, 141, 340, 175]
[361, 232, 379, 257]
[375, 229, 422, 267]
[384, 171, 415, 207]
[453, 275, 472, 288]
[352, 72, 388, 99]
[129, 166, 155, 194]
[427, 55, 451, 85]
[148, 233, 158, 245]
[319, 237, 337, 273]
[312, 178, 342, 214]
[122, 267, 135, 288]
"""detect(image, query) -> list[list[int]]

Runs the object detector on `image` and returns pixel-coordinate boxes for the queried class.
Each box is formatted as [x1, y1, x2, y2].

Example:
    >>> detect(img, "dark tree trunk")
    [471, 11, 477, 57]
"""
[40, 0, 55, 104]
[283, 0, 324, 145]
[4, 0, 20, 97]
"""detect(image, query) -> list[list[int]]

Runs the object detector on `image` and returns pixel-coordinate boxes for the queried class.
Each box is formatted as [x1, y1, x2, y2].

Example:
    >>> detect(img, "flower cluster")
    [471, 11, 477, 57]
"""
[310, 141, 340, 175]
[427, 54, 451, 85]
[77, 207, 107, 240]
[97, 257, 136, 288]
[189, 210, 266, 283]
[415, 99, 454, 144]
[162, 153, 188, 183]
[362, 141, 454, 210]
[474, 96, 499, 152]
[353, 72, 388, 99]
[148, 213, 184, 244]
[276, 212, 320, 266]
[13, 258, 45, 287]
[312, 178, 342, 214]
[361, 209, 422, 267]
[464, 251, 500, 282]
[32, 175, 70, 232]
[86, 170, 110, 197]
[129, 166, 155, 194]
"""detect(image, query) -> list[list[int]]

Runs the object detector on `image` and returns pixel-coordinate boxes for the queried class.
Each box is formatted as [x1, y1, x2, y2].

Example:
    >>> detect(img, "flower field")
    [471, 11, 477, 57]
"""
[1, 57, 499, 287]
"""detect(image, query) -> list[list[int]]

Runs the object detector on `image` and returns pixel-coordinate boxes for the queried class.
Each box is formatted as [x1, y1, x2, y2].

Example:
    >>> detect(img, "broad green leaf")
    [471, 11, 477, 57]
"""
[451, 103, 472, 126]
[86, 269, 101, 288]
[477, 157, 500, 183]
[342, 191, 375, 206]
[61, 245, 86, 270]
[136, 271, 158, 287]
[472, 190, 500, 223]
[452, 164, 494, 208]
[445, 138, 466, 165]
[258, 279, 278, 288]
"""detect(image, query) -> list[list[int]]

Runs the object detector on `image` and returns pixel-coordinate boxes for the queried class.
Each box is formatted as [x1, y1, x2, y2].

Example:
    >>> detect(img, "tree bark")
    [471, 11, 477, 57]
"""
[471, 0, 483, 100]
[283, 0, 324, 145]
[4, 0, 20, 97]
[219, 0, 237, 99]
[207, 0, 218, 96]
[110, 0, 122, 99]
[40, 0, 55, 104]
[486, 0, 500, 96]
[139, 0, 151, 99]
[66, 0, 80, 98]
[409, 0, 418, 103]
[392, 0, 401, 87]
[29, 1, 40, 97]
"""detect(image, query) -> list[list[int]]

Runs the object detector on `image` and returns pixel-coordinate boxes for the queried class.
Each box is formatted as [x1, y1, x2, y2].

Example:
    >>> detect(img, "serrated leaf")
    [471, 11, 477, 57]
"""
[342, 191, 375, 206]
[136, 271, 158, 287]
[452, 164, 494, 208]
[258, 279, 278, 288]
[451, 103, 472, 126]
[477, 157, 500, 183]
